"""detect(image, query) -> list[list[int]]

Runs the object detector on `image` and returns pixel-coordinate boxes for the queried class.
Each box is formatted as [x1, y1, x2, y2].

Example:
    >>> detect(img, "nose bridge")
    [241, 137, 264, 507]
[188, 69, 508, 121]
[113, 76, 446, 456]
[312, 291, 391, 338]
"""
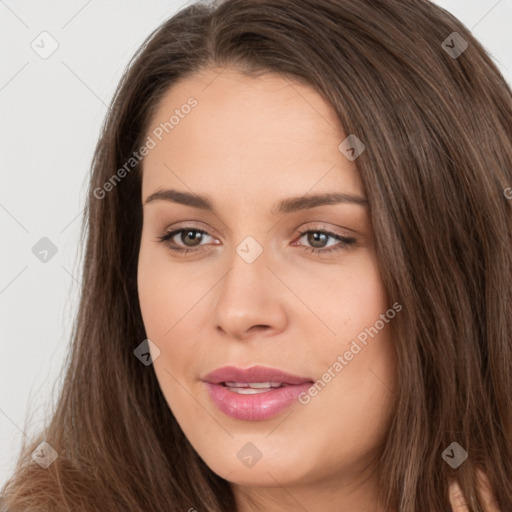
[212, 231, 287, 338]
[221, 232, 271, 308]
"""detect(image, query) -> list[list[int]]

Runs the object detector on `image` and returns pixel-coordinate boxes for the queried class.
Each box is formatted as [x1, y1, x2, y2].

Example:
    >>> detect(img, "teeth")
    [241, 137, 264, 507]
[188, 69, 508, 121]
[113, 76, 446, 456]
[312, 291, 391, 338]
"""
[224, 381, 283, 389]
[226, 387, 274, 394]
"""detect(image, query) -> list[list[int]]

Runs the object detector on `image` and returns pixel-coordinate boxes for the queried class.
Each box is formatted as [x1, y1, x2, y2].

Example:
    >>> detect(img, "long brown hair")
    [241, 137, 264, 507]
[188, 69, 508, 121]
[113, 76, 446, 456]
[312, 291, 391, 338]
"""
[2, 1, 512, 510]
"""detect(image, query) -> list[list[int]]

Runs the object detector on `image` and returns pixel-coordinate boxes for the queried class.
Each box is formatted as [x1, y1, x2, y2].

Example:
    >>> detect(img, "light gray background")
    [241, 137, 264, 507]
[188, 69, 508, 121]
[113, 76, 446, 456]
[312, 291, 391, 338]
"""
[1, 0, 511, 488]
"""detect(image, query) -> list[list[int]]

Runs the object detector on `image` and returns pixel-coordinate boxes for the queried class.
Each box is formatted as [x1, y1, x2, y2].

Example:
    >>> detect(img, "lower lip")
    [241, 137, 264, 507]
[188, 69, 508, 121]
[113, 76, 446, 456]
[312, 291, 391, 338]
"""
[203, 382, 313, 421]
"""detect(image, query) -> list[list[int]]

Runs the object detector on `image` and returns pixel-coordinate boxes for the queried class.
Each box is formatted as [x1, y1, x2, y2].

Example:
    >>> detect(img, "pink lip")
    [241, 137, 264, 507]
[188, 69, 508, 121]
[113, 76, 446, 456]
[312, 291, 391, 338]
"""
[202, 365, 314, 385]
[202, 365, 315, 421]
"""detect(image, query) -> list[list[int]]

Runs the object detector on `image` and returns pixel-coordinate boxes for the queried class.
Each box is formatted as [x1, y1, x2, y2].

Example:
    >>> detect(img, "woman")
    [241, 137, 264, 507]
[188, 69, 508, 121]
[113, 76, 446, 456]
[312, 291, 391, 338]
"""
[2, 0, 511, 510]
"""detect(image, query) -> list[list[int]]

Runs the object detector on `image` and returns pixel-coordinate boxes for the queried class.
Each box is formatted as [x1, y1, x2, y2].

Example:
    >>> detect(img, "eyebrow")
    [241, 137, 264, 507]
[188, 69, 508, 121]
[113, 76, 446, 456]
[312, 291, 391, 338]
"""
[143, 188, 368, 214]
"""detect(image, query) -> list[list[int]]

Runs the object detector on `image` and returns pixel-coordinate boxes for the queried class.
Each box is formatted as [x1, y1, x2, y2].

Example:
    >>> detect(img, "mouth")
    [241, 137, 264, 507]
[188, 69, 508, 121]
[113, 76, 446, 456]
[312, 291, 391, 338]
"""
[220, 381, 289, 394]
[202, 364, 314, 386]
[201, 365, 315, 420]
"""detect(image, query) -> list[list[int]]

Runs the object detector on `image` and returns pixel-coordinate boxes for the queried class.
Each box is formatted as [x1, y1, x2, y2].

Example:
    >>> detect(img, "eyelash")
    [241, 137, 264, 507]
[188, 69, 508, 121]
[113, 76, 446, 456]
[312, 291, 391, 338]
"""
[156, 227, 356, 256]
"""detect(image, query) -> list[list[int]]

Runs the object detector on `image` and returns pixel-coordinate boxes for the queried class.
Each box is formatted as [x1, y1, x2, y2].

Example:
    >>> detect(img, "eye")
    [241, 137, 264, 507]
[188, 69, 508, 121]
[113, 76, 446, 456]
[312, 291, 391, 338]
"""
[157, 227, 215, 254]
[293, 228, 356, 256]
[156, 226, 356, 256]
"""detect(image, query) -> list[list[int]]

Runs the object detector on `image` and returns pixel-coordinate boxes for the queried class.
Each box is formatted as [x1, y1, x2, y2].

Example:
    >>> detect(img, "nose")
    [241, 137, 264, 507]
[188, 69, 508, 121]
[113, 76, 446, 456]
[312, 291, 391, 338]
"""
[212, 240, 288, 341]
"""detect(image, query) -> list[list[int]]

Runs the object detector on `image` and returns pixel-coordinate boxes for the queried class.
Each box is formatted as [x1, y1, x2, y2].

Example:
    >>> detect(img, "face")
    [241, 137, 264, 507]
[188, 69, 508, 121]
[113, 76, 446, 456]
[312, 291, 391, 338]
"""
[137, 67, 397, 506]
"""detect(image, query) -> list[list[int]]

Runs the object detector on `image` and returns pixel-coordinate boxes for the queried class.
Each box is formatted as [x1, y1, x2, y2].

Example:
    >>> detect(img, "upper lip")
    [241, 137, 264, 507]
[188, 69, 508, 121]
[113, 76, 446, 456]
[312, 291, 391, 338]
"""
[202, 365, 314, 385]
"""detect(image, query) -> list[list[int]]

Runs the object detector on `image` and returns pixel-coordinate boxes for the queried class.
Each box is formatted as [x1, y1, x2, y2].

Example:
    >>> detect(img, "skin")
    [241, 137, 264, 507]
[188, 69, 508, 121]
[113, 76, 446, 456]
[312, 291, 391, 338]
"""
[137, 67, 496, 511]
[449, 470, 501, 512]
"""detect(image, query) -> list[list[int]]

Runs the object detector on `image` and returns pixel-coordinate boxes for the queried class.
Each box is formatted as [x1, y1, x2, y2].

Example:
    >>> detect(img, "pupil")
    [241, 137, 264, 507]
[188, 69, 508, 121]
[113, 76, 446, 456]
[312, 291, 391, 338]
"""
[183, 230, 201, 246]
[309, 232, 326, 248]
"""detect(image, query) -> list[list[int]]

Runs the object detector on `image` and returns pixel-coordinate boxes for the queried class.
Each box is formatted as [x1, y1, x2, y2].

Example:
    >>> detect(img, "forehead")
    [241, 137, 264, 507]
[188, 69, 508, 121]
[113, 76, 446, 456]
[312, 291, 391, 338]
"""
[141, 67, 363, 201]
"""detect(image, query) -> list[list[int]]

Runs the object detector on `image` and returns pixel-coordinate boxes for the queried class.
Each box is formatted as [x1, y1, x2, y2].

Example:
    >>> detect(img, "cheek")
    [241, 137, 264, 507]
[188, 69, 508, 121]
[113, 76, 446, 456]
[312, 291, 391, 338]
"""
[296, 251, 389, 340]
[304, 253, 396, 421]
[137, 242, 209, 388]
[137, 240, 196, 335]
[137, 249, 168, 335]
[136, 251, 200, 415]
[338, 257, 394, 374]
[341, 261, 388, 333]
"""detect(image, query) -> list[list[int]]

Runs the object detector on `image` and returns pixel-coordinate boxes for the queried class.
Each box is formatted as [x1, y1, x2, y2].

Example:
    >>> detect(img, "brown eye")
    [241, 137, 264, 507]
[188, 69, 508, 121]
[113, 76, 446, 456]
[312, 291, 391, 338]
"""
[306, 231, 329, 249]
[179, 229, 204, 247]
[157, 228, 213, 253]
[294, 229, 357, 256]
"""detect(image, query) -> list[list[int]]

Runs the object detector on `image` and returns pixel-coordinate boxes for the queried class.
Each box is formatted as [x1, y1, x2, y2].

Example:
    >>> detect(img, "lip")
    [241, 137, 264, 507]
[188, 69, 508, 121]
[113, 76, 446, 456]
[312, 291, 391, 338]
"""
[202, 365, 315, 421]
[202, 365, 314, 385]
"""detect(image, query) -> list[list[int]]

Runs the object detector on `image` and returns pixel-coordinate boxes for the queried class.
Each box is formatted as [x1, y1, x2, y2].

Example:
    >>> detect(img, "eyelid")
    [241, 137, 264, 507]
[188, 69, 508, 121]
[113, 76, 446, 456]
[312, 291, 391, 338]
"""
[157, 222, 357, 257]
[162, 221, 221, 239]
[162, 221, 354, 240]
[295, 222, 356, 238]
